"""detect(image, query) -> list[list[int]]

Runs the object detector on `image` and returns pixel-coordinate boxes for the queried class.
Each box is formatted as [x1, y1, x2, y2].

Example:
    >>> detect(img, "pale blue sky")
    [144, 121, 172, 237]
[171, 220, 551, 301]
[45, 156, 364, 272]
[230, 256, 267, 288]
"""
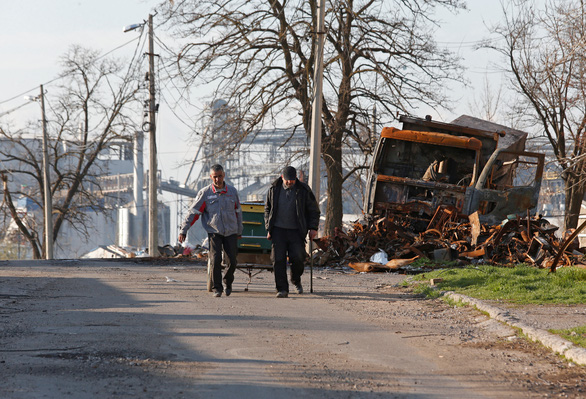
[0, 1, 160, 99]
[0, 0, 509, 242]
[0, 0, 193, 183]
[0, 0, 506, 166]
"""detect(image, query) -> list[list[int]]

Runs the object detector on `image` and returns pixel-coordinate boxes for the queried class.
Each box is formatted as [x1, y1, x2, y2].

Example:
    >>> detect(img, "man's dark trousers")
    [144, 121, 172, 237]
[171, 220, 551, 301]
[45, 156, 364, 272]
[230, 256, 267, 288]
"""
[271, 226, 306, 293]
[208, 233, 238, 293]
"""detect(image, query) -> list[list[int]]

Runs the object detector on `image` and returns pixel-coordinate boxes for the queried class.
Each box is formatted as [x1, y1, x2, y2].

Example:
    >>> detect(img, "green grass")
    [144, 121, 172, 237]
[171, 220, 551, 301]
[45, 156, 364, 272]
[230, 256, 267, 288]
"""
[412, 284, 442, 299]
[412, 263, 586, 305]
[549, 326, 586, 348]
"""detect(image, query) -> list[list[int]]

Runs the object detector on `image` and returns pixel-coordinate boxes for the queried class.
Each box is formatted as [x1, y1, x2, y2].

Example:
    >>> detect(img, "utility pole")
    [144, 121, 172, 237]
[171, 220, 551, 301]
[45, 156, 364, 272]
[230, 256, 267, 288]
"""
[308, 0, 326, 293]
[147, 14, 159, 257]
[40, 85, 53, 260]
[309, 0, 326, 202]
[133, 130, 144, 247]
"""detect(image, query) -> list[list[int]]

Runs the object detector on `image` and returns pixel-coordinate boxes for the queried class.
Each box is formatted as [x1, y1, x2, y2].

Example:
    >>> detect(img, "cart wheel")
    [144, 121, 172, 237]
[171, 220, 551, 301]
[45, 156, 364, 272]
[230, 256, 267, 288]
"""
[207, 258, 213, 292]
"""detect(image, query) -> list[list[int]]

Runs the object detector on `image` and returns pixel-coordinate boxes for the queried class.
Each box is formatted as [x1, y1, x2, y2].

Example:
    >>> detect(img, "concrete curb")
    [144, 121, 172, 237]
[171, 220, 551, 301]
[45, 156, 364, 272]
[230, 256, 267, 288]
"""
[444, 292, 586, 366]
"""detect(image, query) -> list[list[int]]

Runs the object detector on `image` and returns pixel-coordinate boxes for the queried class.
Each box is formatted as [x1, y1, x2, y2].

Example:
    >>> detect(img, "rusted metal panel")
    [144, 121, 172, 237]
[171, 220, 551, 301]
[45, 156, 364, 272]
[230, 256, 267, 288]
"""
[399, 115, 503, 141]
[381, 127, 483, 150]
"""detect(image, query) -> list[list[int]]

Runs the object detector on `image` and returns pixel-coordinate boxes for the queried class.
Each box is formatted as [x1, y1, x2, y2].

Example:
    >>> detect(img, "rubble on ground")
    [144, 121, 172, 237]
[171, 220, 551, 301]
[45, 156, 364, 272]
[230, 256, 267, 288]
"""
[84, 205, 586, 274]
[159, 244, 208, 260]
[312, 206, 586, 273]
[83, 243, 208, 260]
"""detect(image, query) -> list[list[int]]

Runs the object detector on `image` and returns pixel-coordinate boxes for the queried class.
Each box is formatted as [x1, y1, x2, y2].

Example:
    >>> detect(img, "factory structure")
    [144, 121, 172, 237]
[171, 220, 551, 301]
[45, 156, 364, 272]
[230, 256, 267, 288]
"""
[1, 100, 366, 259]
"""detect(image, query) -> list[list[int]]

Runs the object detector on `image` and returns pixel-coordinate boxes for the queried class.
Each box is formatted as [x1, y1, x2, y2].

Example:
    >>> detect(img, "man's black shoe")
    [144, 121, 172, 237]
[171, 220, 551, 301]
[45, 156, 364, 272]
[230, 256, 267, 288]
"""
[225, 287, 232, 296]
[276, 291, 288, 298]
[213, 291, 222, 298]
[294, 283, 303, 294]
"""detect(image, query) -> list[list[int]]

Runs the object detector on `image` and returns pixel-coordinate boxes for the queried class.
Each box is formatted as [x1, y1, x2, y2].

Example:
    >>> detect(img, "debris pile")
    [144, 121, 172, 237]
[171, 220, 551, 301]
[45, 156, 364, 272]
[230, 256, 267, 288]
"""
[159, 244, 208, 259]
[312, 206, 586, 272]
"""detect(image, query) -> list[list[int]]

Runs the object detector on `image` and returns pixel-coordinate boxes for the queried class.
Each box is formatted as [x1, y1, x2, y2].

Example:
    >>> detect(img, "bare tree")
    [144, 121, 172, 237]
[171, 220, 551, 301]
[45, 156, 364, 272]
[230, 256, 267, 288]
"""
[0, 46, 140, 259]
[467, 75, 505, 123]
[158, 0, 465, 235]
[488, 0, 586, 230]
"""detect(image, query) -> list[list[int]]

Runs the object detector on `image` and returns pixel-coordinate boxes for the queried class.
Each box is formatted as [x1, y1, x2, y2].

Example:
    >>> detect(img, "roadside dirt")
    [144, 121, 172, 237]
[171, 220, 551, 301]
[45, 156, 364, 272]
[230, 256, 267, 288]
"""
[324, 272, 585, 398]
[0, 259, 584, 398]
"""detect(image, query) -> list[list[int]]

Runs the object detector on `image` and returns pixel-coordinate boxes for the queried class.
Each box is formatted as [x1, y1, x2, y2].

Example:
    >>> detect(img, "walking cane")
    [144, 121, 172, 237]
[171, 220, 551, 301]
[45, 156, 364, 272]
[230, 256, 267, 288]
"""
[310, 239, 314, 293]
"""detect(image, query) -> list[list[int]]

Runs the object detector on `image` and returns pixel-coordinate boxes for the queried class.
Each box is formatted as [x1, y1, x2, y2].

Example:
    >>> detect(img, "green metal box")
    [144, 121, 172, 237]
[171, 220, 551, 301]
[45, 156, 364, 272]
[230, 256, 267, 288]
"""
[239, 202, 271, 252]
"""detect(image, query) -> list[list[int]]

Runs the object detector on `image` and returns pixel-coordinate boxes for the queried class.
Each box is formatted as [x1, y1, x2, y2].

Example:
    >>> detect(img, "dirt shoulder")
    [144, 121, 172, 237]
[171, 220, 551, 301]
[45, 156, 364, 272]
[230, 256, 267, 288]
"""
[0, 259, 584, 398]
[318, 268, 585, 398]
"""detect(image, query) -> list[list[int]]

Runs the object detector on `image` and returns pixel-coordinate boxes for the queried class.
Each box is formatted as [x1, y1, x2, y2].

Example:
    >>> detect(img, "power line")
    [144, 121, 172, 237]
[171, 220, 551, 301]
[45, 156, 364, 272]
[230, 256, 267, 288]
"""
[0, 36, 143, 107]
[0, 101, 34, 118]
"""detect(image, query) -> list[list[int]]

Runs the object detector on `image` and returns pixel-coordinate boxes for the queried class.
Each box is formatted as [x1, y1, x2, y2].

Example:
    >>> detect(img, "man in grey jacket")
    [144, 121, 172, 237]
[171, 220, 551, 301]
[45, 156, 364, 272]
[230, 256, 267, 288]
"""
[179, 164, 243, 297]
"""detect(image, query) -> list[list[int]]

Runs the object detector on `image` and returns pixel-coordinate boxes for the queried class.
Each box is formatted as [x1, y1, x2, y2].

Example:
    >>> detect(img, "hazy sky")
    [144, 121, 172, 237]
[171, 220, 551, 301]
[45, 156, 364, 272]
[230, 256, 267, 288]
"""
[0, 0, 509, 241]
[0, 0, 506, 173]
[0, 0, 193, 182]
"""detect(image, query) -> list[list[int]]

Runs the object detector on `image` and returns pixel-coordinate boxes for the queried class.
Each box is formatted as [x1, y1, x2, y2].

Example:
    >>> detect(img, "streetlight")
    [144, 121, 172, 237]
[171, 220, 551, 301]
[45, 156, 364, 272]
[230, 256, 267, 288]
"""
[25, 85, 54, 259]
[125, 14, 159, 257]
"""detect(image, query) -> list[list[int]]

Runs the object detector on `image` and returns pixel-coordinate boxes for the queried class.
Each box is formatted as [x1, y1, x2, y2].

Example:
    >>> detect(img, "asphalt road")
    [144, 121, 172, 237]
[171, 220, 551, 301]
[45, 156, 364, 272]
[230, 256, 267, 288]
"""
[0, 259, 583, 398]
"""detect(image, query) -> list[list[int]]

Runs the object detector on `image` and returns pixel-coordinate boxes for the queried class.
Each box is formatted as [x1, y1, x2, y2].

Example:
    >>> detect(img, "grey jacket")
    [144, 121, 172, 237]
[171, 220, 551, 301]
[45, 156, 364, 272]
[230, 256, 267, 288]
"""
[180, 183, 243, 237]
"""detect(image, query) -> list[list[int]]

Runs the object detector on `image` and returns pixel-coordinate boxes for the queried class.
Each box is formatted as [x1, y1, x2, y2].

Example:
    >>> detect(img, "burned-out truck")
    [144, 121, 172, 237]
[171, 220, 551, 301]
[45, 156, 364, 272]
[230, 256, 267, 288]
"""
[363, 115, 545, 226]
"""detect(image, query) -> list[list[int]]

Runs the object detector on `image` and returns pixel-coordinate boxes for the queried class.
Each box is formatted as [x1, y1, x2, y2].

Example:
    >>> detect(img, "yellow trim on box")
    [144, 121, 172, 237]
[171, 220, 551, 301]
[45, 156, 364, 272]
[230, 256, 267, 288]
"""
[242, 204, 264, 213]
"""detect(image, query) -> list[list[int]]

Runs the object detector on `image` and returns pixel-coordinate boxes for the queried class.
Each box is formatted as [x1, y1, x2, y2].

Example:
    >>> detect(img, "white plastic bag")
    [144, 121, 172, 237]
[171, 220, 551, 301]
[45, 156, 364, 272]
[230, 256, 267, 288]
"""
[369, 249, 388, 264]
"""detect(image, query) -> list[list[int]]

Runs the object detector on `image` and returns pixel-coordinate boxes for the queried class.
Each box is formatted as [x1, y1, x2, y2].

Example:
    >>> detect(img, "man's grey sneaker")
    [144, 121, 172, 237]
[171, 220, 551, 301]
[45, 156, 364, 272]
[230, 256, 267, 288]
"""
[213, 291, 222, 297]
[276, 291, 288, 298]
[225, 287, 232, 296]
[294, 283, 303, 294]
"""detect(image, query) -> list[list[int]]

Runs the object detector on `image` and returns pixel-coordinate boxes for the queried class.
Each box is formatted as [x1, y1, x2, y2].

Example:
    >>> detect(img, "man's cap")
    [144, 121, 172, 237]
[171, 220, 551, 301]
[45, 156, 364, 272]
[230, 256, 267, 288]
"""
[282, 166, 297, 180]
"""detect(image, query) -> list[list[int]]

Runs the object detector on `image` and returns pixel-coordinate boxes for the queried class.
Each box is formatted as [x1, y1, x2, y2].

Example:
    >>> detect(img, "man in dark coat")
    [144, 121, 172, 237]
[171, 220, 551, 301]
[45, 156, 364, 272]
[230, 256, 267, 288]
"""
[264, 166, 320, 298]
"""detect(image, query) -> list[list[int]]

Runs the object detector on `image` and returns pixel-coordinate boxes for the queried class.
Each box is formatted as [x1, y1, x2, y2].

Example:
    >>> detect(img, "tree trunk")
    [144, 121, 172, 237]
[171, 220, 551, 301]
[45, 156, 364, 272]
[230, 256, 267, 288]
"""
[322, 133, 343, 236]
[564, 174, 585, 231]
[1, 174, 43, 259]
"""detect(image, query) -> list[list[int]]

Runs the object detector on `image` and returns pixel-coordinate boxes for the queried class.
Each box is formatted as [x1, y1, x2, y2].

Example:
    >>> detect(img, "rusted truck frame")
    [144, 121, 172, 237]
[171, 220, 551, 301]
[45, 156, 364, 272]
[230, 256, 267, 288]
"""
[364, 116, 545, 225]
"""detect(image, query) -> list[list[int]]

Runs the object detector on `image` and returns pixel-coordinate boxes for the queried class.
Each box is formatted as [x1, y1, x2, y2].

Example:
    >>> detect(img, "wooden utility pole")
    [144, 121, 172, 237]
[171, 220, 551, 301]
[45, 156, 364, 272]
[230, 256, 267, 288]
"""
[40, 85, 53, 259]
[308, 0, 326, 293]
[147, 14, 159, 257]
[309, 0, 326, 202]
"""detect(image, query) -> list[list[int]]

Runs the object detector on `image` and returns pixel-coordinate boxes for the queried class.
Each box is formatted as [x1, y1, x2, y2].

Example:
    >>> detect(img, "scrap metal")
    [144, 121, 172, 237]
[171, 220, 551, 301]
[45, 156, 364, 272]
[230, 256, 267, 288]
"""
[313, 206, 586, 272]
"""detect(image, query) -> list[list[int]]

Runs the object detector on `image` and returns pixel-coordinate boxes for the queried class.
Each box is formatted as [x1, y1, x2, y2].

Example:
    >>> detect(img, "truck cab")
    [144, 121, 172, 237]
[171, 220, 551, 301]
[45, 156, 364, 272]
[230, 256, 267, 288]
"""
[363, 115, 545, 225]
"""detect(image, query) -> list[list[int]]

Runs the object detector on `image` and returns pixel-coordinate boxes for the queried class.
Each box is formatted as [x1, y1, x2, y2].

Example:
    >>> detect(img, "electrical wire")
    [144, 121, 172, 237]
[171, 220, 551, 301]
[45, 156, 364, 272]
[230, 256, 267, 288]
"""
[0, 101, 34, 118]
[0, 35, 144, 108]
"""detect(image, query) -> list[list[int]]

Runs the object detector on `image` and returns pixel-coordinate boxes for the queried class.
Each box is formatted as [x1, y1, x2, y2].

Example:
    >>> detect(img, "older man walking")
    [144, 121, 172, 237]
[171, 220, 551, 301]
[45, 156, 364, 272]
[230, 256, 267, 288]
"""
[179, 164, 242, 297]
[264, 166, 320, 298]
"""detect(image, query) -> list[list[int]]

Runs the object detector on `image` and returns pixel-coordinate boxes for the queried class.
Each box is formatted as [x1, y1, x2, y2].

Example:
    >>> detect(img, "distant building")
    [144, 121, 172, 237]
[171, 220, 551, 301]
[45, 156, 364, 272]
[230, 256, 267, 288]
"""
[0, 135, 171, 259]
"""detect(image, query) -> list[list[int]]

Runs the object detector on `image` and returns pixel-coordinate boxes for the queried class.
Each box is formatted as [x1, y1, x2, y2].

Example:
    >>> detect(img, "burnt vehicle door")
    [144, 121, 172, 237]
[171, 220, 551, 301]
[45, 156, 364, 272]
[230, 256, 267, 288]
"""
[463, 149, 545, 224]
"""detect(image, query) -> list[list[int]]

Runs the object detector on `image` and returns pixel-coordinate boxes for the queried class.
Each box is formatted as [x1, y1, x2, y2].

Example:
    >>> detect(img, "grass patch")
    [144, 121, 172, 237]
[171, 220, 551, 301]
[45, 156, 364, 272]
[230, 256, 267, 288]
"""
[411, 284, 442, 299]
[549, 326, 586, 349]
[442, 295, 467, 308]
[412, 264, 586, 305]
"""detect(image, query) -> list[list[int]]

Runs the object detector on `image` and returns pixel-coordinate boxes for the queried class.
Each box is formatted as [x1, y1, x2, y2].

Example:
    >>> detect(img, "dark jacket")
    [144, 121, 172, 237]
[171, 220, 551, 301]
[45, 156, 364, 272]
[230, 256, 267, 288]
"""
[265, 177, 320, 240]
